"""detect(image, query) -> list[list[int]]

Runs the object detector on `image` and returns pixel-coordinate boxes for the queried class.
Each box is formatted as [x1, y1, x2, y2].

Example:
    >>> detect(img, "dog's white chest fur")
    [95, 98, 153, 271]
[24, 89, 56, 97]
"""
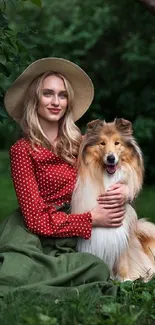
[71, 169, 137, 274]
[77, 223, 128, 271]
[77, 205, 135, 272]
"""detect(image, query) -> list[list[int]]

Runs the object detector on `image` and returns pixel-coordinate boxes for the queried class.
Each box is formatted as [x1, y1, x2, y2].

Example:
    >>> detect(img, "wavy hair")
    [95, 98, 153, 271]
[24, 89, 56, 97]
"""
[20, 72, 81, 165]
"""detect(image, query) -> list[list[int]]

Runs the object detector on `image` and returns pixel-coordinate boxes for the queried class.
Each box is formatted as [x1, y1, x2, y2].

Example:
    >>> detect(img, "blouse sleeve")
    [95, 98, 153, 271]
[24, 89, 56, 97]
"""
[10, 143, 92, 239]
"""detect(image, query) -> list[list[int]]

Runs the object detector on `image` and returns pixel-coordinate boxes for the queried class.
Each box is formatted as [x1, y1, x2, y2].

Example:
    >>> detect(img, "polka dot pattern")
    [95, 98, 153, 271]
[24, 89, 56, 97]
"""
[10, 138, 92, 239]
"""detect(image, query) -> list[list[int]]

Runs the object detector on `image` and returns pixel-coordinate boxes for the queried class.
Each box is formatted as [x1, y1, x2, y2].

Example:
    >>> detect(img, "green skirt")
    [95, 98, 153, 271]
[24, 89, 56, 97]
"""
[0, 208, 117, 299]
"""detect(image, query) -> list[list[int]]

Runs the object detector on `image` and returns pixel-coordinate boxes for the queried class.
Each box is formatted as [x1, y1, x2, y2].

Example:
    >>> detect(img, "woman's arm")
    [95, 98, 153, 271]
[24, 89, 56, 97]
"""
[10, 143, 92, 239]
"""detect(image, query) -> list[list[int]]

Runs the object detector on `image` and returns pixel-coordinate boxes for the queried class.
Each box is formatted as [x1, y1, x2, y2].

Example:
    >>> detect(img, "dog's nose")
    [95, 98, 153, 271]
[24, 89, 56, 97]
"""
[107, 154, 115, 164]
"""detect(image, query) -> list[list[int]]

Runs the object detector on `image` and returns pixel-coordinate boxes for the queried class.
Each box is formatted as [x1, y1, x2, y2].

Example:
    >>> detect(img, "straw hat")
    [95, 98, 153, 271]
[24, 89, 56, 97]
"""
[4, 57, 94, 122]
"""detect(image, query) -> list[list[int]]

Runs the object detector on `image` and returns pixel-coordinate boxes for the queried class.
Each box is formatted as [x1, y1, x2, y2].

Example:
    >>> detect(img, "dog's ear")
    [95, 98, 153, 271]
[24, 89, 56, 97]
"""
[115, 118, 133, 135]
[87, 119, 103, 130]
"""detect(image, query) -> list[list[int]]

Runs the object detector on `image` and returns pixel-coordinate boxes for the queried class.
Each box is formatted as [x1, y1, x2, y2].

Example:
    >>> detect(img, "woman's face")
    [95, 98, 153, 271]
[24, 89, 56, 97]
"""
[38, 75, 68, 123]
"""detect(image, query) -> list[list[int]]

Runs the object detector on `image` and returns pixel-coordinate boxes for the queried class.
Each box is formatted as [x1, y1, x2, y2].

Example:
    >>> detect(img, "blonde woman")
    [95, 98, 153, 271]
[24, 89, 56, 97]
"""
[0, 58, 128, 299]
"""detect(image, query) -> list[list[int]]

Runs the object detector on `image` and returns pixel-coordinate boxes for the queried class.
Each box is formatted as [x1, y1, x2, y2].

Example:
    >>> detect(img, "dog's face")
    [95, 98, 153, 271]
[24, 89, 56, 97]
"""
[81, 118, 137, 175]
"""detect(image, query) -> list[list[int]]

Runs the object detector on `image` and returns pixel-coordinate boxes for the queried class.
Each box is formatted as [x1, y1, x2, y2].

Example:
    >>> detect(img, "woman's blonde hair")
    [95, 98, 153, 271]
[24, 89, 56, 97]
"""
[20, 72, 82, 165]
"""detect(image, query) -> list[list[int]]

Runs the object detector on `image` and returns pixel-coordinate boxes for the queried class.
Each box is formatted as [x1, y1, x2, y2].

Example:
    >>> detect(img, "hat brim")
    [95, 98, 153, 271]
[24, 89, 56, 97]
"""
[4, 58, 94, 122]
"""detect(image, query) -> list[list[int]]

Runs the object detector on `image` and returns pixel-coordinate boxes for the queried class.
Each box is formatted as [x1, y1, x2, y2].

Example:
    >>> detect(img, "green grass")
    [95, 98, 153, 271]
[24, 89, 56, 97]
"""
[135, 187, 155, 221]
[0, 151, 17, 219]
[1, 279, 155, 325]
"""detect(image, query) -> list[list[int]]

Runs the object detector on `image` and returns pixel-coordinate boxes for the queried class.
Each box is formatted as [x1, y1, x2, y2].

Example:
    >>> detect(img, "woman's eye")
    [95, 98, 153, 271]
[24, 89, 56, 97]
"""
[43, 92, 51, 97]
[115, 141, 120, 145]
[59, 93, 68, 99]
[100, 141, 106, 146]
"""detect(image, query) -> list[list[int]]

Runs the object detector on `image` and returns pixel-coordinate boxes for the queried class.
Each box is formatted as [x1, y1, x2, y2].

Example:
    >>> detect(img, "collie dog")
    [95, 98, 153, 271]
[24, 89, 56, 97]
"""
[71, 118, 155, 282]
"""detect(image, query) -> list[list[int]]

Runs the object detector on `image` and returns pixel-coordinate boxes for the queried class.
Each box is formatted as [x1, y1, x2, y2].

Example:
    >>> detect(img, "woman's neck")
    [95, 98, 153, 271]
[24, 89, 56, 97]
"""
[38, 117, 59, 145]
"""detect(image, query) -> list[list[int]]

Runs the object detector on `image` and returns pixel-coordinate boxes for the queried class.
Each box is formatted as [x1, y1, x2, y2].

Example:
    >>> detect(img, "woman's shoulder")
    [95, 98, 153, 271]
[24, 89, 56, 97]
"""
[10, 138, 31, 154]
[10, 138, 53, 161]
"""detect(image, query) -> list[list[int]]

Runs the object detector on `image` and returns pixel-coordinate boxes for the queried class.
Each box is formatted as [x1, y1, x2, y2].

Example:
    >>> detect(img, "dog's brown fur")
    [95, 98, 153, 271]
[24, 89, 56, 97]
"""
[71, 118, 155, 281]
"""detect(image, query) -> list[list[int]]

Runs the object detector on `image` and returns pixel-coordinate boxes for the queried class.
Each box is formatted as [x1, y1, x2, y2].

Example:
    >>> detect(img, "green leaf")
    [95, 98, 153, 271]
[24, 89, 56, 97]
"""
[30, 0, 42, 7]
[0, 107, 8, 118]
[0, 11, 8, 28]
[0, 115, 4, 123]
[0, 63, 10, 77]
[19, 39, 36, 49]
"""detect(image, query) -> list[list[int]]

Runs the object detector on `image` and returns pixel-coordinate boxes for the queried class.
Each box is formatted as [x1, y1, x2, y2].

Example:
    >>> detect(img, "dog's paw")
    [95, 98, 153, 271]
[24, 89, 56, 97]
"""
[115, 275, 132, 282]
[123, 278, 132, 282]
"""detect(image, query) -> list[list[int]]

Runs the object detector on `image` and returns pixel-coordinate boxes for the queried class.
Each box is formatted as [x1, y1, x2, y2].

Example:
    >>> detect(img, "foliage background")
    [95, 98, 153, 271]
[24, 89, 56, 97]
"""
[1, 0, 155, 185]
[1, 2, 155, 323]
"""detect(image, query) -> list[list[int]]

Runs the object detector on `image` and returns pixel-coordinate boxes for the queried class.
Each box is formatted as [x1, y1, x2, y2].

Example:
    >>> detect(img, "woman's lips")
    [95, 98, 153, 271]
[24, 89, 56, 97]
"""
[47, 108, 61, 114]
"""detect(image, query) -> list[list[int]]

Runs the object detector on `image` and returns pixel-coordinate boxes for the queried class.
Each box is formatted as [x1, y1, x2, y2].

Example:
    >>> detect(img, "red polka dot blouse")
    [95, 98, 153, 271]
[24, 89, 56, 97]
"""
[10, 138, 92, 239]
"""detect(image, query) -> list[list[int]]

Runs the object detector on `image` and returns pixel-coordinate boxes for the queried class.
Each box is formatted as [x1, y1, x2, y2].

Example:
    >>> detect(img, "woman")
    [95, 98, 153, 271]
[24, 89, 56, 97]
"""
[0, 58, 128, 299]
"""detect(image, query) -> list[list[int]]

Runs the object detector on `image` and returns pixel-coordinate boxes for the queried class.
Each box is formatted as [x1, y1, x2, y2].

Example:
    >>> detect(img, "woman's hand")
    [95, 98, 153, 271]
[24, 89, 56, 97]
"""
[91, 203, 125, 228]
[97, 183, 129, 208]
[90, 183, 128, 228]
